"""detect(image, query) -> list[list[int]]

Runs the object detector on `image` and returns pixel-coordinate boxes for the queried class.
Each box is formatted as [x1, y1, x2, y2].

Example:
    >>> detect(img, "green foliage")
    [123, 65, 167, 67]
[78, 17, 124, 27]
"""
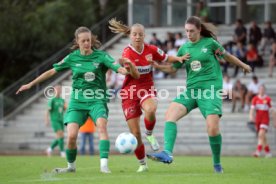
[0, 0, 125, 91]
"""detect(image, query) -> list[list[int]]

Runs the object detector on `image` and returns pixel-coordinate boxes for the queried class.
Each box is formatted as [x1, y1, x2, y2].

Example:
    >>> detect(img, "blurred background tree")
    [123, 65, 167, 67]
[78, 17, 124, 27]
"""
[0, 0, 126, 91]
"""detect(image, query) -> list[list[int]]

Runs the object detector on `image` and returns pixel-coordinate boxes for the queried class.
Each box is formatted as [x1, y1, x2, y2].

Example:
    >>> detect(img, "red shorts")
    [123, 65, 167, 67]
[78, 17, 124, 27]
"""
[255, 121, 269, 132]
[122, 90, 157, 121]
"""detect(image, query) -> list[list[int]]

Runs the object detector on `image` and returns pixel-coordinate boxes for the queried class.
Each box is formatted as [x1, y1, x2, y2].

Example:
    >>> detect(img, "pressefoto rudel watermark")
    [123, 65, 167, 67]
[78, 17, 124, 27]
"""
[44, 85, 232, 100]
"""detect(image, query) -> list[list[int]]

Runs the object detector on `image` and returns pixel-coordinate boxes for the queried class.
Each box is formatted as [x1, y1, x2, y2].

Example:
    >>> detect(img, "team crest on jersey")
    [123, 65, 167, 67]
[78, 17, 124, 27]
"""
[84, 72, 95, 82]
[190, 60, 202, 71]
[93, 62, 100, 68]
[201, 48, 208, 53]
[145, 54, 153, 61]
[157, 48, 164, 56]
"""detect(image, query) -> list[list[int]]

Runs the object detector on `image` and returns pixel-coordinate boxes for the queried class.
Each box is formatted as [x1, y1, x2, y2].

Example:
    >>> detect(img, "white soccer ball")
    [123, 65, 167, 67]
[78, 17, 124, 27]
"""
[115, 132, 138, 154]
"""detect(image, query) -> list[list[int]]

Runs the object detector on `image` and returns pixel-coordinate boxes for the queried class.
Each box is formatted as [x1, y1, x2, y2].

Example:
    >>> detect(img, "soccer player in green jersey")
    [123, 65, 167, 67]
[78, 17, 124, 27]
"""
[147, 16, 252, 173]
[45, 85, 66, 157]
[16, 26, 131, 173]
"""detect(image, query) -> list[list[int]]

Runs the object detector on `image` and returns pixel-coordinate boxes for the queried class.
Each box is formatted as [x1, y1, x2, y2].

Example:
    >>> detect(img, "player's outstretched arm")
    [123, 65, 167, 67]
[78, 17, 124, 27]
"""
[118, 58, 140, 79]
[150, 61, 177, 74]
[16, 68, 57, 94]
[224, 53, 252, 74]
[166, 54, 190, 63]
[249, 108, 255, 122]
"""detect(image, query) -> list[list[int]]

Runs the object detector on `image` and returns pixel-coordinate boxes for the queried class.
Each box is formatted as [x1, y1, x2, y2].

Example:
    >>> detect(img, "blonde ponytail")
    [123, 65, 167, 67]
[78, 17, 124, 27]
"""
[108, 18, 131, 35]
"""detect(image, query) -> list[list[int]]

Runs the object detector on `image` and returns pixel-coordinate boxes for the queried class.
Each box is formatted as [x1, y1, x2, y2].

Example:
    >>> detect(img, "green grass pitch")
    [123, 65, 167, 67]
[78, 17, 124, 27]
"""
[0, 155, 275, 184]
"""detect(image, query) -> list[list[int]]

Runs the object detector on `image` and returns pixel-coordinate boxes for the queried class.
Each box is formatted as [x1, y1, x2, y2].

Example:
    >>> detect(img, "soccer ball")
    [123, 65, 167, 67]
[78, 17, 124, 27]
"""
[115, 132, 138, 154]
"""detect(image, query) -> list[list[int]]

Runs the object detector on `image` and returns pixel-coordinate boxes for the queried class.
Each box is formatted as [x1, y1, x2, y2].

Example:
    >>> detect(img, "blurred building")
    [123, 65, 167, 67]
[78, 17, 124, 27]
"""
[128, 0, 276, 26]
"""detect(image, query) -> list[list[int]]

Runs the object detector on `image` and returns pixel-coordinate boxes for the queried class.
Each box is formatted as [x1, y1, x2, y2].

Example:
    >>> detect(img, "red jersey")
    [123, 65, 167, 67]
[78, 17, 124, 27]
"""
[251, 95, 272, 123]
[121, 43, 168, 98]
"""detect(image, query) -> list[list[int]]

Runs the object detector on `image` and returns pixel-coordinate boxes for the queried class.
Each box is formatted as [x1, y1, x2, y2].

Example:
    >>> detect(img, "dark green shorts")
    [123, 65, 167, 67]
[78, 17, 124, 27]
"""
[173, 87, 222, 119]
[51, 120, 64, 132]
[64, 100, 108, 126]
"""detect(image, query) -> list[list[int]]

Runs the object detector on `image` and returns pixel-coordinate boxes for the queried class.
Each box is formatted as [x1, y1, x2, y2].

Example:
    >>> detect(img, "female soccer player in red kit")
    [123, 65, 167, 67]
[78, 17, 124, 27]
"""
[249, 85, 272, 158]
[109, 19, 189, 172]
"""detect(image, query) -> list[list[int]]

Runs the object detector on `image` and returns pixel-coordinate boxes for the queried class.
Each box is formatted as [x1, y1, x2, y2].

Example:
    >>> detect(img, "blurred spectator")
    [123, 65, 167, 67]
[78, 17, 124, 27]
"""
[106, 70, 116, 89]
[244, 75, 262, 112]
[149, 33, 162, 48]
[259, 21, 276, 55]
[268, 42, 276, 77]
[153, 68, 165, 79]
[166, 41, 177, 57]
[233, 19, 247, 45]
[232, 79, 247, 112]
[246, 43, 259, 73]
[221, 41, 234, 74]
[163, 32, 175, 52]
[249, 21, 262, 47]
[222, 74, 233, 101]
[113, 73, 125, 100]
[174, 32, 187, 49]
[79, 117, 96, 155]
[164, 41, 177, 79]
[233, 41, 247, 77]
[195, 0, 209, 22]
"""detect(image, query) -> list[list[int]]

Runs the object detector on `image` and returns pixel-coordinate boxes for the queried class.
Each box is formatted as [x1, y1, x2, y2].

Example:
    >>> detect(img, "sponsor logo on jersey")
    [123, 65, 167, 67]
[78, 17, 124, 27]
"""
[137, 65, 152, 74]
[157, 48, 164, 56]
[201, 48, 208, 53]
[255, 104, 269, 110]
[76, 63, 82, 67]
[135, 59, 139, 62]
[84, 72, 95, 82]
[190, 60, 201, 71]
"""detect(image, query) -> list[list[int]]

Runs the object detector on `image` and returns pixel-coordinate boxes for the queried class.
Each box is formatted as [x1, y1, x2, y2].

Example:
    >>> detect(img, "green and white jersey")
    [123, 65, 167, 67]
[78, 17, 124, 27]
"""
[48, 97, 65, 122]
[53, 49, 120, 102]
[173, 37, 225, 89]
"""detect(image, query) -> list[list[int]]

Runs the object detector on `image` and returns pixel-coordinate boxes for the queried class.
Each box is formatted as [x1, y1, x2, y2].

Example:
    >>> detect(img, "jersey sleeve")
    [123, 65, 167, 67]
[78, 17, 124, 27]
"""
[103, 53, 120, 73]
[150, 45, 168, 62]
[53, 55, 71, 72]
[211, 39, 226, 59]
[173, 46, 185, 69]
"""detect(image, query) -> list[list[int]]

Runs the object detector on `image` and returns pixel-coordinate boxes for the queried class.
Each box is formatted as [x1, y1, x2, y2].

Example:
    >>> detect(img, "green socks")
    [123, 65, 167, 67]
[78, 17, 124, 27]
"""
[66, 149, 77, 163]
[58, 138, 64, 151]
[99, 140, 110, 158]
[209, 134, 222, 165]
[50, 139, 59, 150]
[164, 121, 177, 154]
